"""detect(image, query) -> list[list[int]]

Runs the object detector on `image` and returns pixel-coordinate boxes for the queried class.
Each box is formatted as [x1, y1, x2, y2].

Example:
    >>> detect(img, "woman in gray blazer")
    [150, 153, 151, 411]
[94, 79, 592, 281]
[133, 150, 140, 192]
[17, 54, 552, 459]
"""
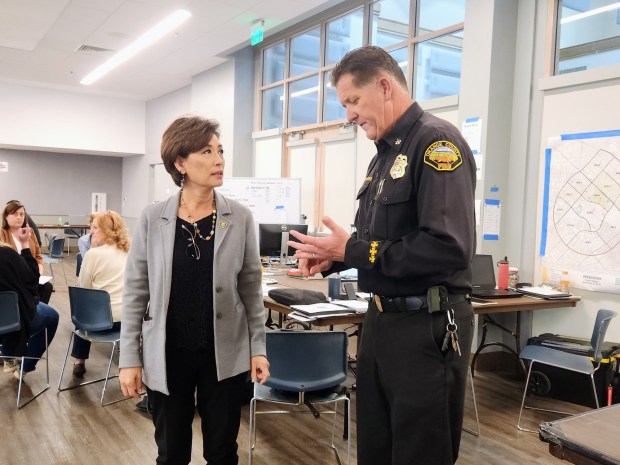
[119, 115, 270, 465]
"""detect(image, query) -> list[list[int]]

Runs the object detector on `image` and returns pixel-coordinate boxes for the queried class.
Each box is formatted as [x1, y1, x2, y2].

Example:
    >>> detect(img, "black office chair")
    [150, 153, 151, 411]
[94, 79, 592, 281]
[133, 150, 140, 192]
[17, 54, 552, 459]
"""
[248, 330, 350, 465]
[0, 291, 50, 408]
[57, 286, 128, 406]
[517, 308, 617, 432]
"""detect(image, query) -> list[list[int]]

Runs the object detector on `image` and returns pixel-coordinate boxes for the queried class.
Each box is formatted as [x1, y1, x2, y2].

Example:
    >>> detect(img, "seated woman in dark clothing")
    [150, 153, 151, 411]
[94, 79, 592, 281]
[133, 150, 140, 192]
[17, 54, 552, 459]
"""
[1, 200, 53, 303]
[0, 226, 59, 379]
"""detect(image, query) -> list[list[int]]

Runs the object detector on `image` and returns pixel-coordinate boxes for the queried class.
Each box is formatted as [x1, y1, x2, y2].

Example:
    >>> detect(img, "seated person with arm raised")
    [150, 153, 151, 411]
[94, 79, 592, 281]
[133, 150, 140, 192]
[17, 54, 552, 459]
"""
[1, 200, 53, 303]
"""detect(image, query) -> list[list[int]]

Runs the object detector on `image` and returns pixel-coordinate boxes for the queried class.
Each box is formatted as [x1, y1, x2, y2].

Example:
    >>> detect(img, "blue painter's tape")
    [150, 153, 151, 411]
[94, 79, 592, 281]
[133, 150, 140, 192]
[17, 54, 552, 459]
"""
[485, 198, 500, 206]
[540, 148, 551, 256]
[490, 186, 499, 193]
[483, 234, 499, 241]
[561, 129, 620, 140]
[465, 117, 480, 123]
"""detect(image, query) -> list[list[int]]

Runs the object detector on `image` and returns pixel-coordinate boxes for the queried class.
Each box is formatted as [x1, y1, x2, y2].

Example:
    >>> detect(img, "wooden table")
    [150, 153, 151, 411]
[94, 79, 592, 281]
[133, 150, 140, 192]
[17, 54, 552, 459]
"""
[263, 279, 581, 374]
[539, 403, 620, 465]
[38, 224, 89, 231]
[38, 224, 89, 253]
[470, 295, 581, 374]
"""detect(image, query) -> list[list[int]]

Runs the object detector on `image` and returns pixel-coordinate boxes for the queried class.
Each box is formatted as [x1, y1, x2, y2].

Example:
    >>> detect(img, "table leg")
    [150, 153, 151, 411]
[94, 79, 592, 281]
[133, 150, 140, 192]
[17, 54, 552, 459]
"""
[471, 314, 519, 377]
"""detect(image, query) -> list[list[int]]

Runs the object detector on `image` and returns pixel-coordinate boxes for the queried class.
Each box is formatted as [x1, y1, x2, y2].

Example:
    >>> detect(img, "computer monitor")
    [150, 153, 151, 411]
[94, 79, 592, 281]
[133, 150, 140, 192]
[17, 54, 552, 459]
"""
[258, 223, 308, 265]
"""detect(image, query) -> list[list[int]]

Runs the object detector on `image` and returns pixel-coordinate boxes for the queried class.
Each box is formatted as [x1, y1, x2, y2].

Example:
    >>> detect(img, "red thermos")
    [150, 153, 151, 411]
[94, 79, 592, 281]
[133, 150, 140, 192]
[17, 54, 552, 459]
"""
[497, 257, 509, 290]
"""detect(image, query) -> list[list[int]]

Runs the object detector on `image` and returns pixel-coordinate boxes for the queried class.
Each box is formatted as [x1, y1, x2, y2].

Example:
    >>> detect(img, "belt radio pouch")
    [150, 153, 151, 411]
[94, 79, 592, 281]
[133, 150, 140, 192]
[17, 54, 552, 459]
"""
[427, 286, 450, 314]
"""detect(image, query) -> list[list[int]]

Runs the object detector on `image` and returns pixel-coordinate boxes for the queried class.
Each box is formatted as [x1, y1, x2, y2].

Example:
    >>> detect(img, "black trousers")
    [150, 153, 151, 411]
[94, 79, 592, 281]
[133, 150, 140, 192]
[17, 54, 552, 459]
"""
[356, 299, 474, 465]
[148, 346, 248, 465]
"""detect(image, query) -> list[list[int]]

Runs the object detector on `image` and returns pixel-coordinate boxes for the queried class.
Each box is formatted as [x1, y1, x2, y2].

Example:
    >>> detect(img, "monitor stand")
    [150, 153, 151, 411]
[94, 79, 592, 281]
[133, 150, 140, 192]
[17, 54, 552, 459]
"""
[279, 231, 290, 266]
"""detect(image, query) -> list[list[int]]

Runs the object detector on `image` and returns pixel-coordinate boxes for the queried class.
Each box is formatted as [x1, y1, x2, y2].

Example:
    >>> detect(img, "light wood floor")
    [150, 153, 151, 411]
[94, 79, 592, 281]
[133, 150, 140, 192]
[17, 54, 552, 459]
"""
[0, 253, 590, 464]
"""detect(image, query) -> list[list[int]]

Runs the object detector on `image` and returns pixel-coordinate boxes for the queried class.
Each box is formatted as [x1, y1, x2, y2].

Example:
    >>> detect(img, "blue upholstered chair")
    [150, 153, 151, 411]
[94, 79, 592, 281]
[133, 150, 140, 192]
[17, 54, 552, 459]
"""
[57, 286, 127, 406]
[42, 236, 67, 287]
[0, 291, 50, 408]
[248, 330, 350, 465]
[517, 308, 617, 432]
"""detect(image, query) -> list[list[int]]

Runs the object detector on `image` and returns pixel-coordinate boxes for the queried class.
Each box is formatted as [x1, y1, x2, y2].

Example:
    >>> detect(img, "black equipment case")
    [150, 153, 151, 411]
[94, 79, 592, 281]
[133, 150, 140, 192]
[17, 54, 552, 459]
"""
[525, 334, 620, 408]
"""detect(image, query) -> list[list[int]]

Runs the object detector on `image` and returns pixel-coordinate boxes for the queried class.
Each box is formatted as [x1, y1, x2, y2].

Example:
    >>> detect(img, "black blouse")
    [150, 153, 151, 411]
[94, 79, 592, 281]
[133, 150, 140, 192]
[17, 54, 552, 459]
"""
[166, 215, 216, 351]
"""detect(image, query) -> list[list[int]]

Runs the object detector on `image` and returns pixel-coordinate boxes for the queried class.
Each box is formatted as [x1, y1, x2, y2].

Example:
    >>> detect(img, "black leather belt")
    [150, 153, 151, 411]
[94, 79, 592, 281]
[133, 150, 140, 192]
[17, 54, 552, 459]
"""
[372, 293, 469, 313]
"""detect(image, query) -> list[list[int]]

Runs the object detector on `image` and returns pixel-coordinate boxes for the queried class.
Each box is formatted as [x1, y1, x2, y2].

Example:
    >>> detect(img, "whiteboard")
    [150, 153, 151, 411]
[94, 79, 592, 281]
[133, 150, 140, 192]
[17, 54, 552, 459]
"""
[216, 177, 302, 224]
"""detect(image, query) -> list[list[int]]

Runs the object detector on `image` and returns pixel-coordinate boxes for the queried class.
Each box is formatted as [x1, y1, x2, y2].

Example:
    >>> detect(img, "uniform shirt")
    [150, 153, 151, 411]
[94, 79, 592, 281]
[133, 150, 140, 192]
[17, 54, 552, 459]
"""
[344, 101, 476, 297]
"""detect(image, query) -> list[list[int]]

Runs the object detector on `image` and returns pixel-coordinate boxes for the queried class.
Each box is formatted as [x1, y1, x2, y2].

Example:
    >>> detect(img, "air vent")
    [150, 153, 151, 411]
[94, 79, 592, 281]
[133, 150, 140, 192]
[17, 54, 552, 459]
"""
[75, 45, 114, 53]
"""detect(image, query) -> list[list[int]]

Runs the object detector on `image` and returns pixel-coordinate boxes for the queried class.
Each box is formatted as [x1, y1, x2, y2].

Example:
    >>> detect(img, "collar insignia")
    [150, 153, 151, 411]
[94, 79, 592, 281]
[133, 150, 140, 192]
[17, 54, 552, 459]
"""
[394, 138, 402, 145]
[219, 220, 228, 229]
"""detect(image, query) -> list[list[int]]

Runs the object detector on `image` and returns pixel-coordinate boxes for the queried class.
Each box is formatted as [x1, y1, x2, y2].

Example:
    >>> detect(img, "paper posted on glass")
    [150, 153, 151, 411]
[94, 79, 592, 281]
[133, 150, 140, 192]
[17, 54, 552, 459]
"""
[482, 199, 501, 240]
[461, 117, 482, 154]
[39, 275, 53, 285]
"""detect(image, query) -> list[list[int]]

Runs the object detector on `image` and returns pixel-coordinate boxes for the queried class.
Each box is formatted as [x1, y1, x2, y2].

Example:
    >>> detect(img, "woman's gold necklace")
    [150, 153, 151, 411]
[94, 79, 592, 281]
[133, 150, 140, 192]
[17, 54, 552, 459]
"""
[180, 192, 216, 241]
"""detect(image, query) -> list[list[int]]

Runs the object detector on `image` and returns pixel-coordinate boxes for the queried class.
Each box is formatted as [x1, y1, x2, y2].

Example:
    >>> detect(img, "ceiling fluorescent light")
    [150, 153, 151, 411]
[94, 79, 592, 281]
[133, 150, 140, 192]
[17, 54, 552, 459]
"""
[560, 2, 620, 24]
[81, 9, 191, 85]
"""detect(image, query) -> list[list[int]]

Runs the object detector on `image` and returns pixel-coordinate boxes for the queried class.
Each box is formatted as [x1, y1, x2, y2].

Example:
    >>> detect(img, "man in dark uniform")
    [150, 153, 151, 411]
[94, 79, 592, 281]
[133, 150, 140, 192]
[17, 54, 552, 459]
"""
[289, 45, 476, 465]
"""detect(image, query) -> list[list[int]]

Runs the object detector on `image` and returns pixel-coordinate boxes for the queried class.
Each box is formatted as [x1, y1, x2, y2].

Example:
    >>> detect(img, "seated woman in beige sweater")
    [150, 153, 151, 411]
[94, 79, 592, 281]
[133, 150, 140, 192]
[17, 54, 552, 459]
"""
[72, 211, 130, 377]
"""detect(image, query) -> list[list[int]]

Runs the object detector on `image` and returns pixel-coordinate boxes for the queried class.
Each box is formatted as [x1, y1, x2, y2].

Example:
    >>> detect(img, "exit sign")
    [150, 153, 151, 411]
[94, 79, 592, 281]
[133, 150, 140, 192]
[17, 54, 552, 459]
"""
[251, 26, 263, 46]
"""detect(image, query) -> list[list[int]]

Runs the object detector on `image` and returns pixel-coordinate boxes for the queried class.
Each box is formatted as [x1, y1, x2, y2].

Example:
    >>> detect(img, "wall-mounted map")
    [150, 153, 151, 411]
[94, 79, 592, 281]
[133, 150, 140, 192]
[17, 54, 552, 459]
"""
[540, 130, 620, 294]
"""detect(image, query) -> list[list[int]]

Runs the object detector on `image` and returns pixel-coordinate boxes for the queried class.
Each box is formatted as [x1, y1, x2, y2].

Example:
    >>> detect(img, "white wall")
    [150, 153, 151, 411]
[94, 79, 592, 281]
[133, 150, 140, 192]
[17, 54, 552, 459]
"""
[0, 148, 122, 217]
[0, 83, 145, 155]
[191, 60, 236, 180]
[121, 86, 191, 220]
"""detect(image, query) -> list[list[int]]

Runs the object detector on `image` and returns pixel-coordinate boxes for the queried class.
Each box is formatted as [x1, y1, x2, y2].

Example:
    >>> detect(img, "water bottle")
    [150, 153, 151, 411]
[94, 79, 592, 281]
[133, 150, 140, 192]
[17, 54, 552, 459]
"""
[328, 273, 342, 300]
[560, 271, 570, 293]
[497, 257, 509, 290]
[508, 267, 519, 288]
[57, 216, 63, 226]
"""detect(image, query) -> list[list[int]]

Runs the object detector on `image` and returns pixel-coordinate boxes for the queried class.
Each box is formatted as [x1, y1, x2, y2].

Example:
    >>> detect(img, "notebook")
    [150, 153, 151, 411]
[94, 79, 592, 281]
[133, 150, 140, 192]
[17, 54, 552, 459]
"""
[471, 254, 522, 299]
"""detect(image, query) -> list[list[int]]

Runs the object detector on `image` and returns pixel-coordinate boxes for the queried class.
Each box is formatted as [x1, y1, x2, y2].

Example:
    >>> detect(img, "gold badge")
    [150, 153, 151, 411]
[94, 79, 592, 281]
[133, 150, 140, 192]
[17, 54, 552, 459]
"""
[423, 141, 462, 171]
[219, 220, 228, 229]
[395, 138, 402, 145]
[389, 154, 408, 179]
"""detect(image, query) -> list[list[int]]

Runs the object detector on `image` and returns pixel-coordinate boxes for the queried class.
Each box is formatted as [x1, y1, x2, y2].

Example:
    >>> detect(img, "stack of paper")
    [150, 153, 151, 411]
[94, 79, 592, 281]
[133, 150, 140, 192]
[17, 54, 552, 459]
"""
[516, 286, 571, 299]
[289, 300, 368, 321]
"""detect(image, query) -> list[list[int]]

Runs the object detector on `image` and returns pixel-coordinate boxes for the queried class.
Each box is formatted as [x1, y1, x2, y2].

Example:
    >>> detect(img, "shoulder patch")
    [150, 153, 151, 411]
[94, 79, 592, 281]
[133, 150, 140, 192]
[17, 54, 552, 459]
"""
[423, 140, 462, 172]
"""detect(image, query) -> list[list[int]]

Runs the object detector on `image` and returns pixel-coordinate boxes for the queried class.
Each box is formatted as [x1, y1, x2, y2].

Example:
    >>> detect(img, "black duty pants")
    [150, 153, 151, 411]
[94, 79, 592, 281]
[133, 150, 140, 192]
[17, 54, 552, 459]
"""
[148, 346, 248, 465]
[357, 299, 474, 465]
